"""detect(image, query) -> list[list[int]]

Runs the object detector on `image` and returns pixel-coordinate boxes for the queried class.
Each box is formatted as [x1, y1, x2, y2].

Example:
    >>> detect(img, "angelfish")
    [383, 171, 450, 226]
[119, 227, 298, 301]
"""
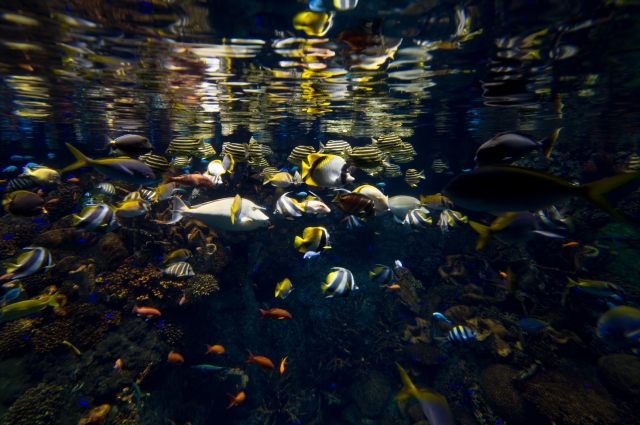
[395, 363, 454, 425]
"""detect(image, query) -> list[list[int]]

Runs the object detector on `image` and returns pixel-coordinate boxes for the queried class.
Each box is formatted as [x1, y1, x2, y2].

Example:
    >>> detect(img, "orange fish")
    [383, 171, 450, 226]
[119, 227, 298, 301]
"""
[226, 391, 245, 408]
[259, 308, 292, 320]
[19, 64, 34, 71]
[499, 271, 507, 278]
[205, 344, 225, 355]
[268, 225, 275, 230]
[280, 356, 288, 374]
[179, 294, 186, 306]
[246, 350, 275, 370]
[562, 241, 579, 248]
[132, 305, 161, 318]
[384, 284, 401, 291]
[167, 351, 184, 363]
[67, 177, 80, 183]
[37, 189, 45, 197]
[113, 358, 123, 372]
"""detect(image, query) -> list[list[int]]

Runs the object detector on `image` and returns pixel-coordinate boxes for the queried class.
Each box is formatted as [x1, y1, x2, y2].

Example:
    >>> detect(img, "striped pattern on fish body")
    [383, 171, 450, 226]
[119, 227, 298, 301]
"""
[287, 146, 316, 166]
[294, 227, 330, 253]
[94, 182, 116, 196]
[431, 159, 449, 173]
[73, 203, 120, 233]
[347, 146, 386, 167]
[319, 140, 351, 157]
[627, 154, 640, 172]
[112, 199, 151, 218]
[403, 208, 432, 230]
[139, 189, 156, 201]
[8, 177, 36, 190]
[249, 157, 271, 169]
[405, 169, 425, 186]
[384, 164, 403, 178]
[248, 139, 273, 157]
[301, 153, 354, 188]
[447, 325, 477, 344]
[5, 247, 54, 280]
[369, 264, 395, 285]
[195, 142, 216, 159]
[360, 166, 384, 177]
[170, 156, 192, 170]
[165, 137, 202, 156]
[321, 267, 358, 298]
[163, 262, 195, 279]
[221, 142, 250, 162]
[372, 134, 403, 152]
[441, 209, 467, 227]
[260, 167, 280, 179]
[275, 192, 304, 219]
[140, 153, 171, 175]
[332, 190, 375, 217]
[390, 154, 414, 164]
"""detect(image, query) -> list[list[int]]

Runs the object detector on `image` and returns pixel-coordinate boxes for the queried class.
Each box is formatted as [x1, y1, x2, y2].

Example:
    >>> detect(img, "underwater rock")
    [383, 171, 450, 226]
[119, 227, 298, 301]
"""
[480, 364, 532, 424]
[468, 317, 520, 357]
[523, 370, 620, 425]
[98, 232, 129, 267]
[3, 383, 64, 425]
[395, 266, 425, 313]
[0, 319, 34, 359]
[401, 317, 431, 344]
[401, 343, 441, 366]
[597, 354, 640, 405]
[350, 370, 392, 419]
[0, 239, 17, 259]
[32, 227, 80, 250]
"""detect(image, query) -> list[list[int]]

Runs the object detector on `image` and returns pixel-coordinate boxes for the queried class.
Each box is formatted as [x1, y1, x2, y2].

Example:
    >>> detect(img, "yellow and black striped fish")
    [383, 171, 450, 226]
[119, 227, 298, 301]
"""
[431, 159, 449, 173]
[287, 146, 316, 166]
[165, 137, 202, 156]
[4, 247, 54, 281]
[321, 267, 358, 298]
[140, 153, 171, 175]
[384, 164, 403, 178]
[221, 142, 250, 162]
[372, 134, 403, 152]
[195, 142, 216, 159]
[405, 169, 425, 187]
[369, 264, 395, 285]
[73, 203, 120, 233]
[319, 140, 351, 157]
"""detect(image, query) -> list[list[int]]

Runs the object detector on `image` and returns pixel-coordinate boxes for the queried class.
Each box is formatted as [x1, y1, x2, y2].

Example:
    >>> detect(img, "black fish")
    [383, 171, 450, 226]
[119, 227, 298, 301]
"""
[3, 191, 45, 217]
[104, 134, 154, 156]
[474, 129, 562, 167]
[332, 191, 375, 217]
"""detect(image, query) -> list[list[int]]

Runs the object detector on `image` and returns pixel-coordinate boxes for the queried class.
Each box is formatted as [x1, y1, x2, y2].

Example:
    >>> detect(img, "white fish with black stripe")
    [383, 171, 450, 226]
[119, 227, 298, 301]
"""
[321, 267, 358, 298]
[73, 203, 120, 233]
[436, 325, 477, 345]
[162, 262, 195, 279]
[274, 192, 304, 220]
[0, 247, 54, 282]
[92, 182, 116, 196]
[403, 208, 432, 231]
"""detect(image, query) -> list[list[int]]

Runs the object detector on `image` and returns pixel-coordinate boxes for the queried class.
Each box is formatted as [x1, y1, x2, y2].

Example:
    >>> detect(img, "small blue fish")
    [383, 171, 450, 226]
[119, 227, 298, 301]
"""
[432, 312, 454, 325]
[309, 0, 325, 11]
[24, 162, 41, 168]
[295, 192, 307, 197]
[47, 153, 55, 159]
[291, 166, 299, 172]
[517, 318, 550, 331]
[2, 234, 11, 241]
[2, 166, 17, 172]
[106, 312, 113, 319]
[462, 168, 473, 172]
[375, 182, 386, 187]
[157, 320, 165, 329]
[78, 396, 89, 407]
[191, 364, 226, 371]
[9, 155, 23, 161]
[89, 292, 96, 303]
[278, 166, 289, 173]
[24, 156, 33, 160]
[1, 286, 23, 306]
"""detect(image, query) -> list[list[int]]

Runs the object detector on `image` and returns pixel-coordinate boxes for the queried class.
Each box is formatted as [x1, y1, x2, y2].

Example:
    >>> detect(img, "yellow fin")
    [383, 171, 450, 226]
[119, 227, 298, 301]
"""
[469, 221, 493, 250]
[579, 172, 640, 222]
[230, 194, 241, 225]
[566, 277, 578, 288]
[293, 235, 304, 249]
[61, 143, 91, 173]
[5, 263, 18, 273]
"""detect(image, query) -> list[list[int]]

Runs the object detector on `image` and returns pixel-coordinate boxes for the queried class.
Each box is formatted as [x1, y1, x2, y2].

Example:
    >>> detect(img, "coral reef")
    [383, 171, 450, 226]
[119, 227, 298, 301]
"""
[98, 232, 129, 268]
[3, 383, 64, 425]
[349, 371, 392, 419]
[480, 364, 531, 424]
[597, 354, 640, 405]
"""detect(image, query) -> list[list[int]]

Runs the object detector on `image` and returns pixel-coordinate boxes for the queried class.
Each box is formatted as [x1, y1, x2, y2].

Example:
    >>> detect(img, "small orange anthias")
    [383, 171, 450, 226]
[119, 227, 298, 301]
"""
[246, 350, 275, 370]
[205, 344, 225, 355]
[259, 308, 292, 320]
[167, 351, 184, 363]
[113, 358, 123, 372]
[227, 391, 245, 408]
[132, 305, 161, 318]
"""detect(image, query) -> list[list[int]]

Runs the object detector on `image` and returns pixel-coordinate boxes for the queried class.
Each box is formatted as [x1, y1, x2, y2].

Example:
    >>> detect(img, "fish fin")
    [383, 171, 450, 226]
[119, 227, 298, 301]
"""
[103, 135, 114, 150]
[566, 277, 578, 288]
[579, 173, 640, 222]
[532, 230, 565, 238]
[47, 293, 59, 307]
[61, 143, 91, 173]
[469, 221, 493, 250]
[262, 174, 272, 185]
[418, 169, 425, 179]
[331, 192, 342, 203]
[393, 215, 403, 224]
[369, 271, 375, 278]
[230, 194, 241, 225]
[5, 263, 18, 273]
[160, 197, 190, 225]
[395, 363, 418, 401]
[293, 236, 305, 249]
[540, 128, 562, 158]
[624, 328, 640, 339]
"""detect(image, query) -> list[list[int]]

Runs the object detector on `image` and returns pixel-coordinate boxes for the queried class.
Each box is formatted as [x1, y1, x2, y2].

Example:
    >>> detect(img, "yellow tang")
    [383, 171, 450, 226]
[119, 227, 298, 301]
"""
[0, 293, 59, 322]
[292, 11, 334, 36]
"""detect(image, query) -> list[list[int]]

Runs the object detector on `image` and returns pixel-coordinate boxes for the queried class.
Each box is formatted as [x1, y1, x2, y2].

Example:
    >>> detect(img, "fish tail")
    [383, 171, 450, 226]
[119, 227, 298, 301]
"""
[245, 349, 254, 362]
[566, 277, 578, 288]
[103, 135, 114, 150]
[258, 309, 267, 319]
[160, 197, 190, 225]
[469, 221, 493, 250]
[540, 128, 562, 158]
[62, 143, 92, 174]
[331, 192, 342, 203]
[579, 172, 640, 222]
[293, 236, 305, 249]
[48, 293, 59, 307]
[418, 169, 425, 179]
[226, 394, 237, 408]
[395, 363, 418, 401]
[262, 174, 271, 185]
